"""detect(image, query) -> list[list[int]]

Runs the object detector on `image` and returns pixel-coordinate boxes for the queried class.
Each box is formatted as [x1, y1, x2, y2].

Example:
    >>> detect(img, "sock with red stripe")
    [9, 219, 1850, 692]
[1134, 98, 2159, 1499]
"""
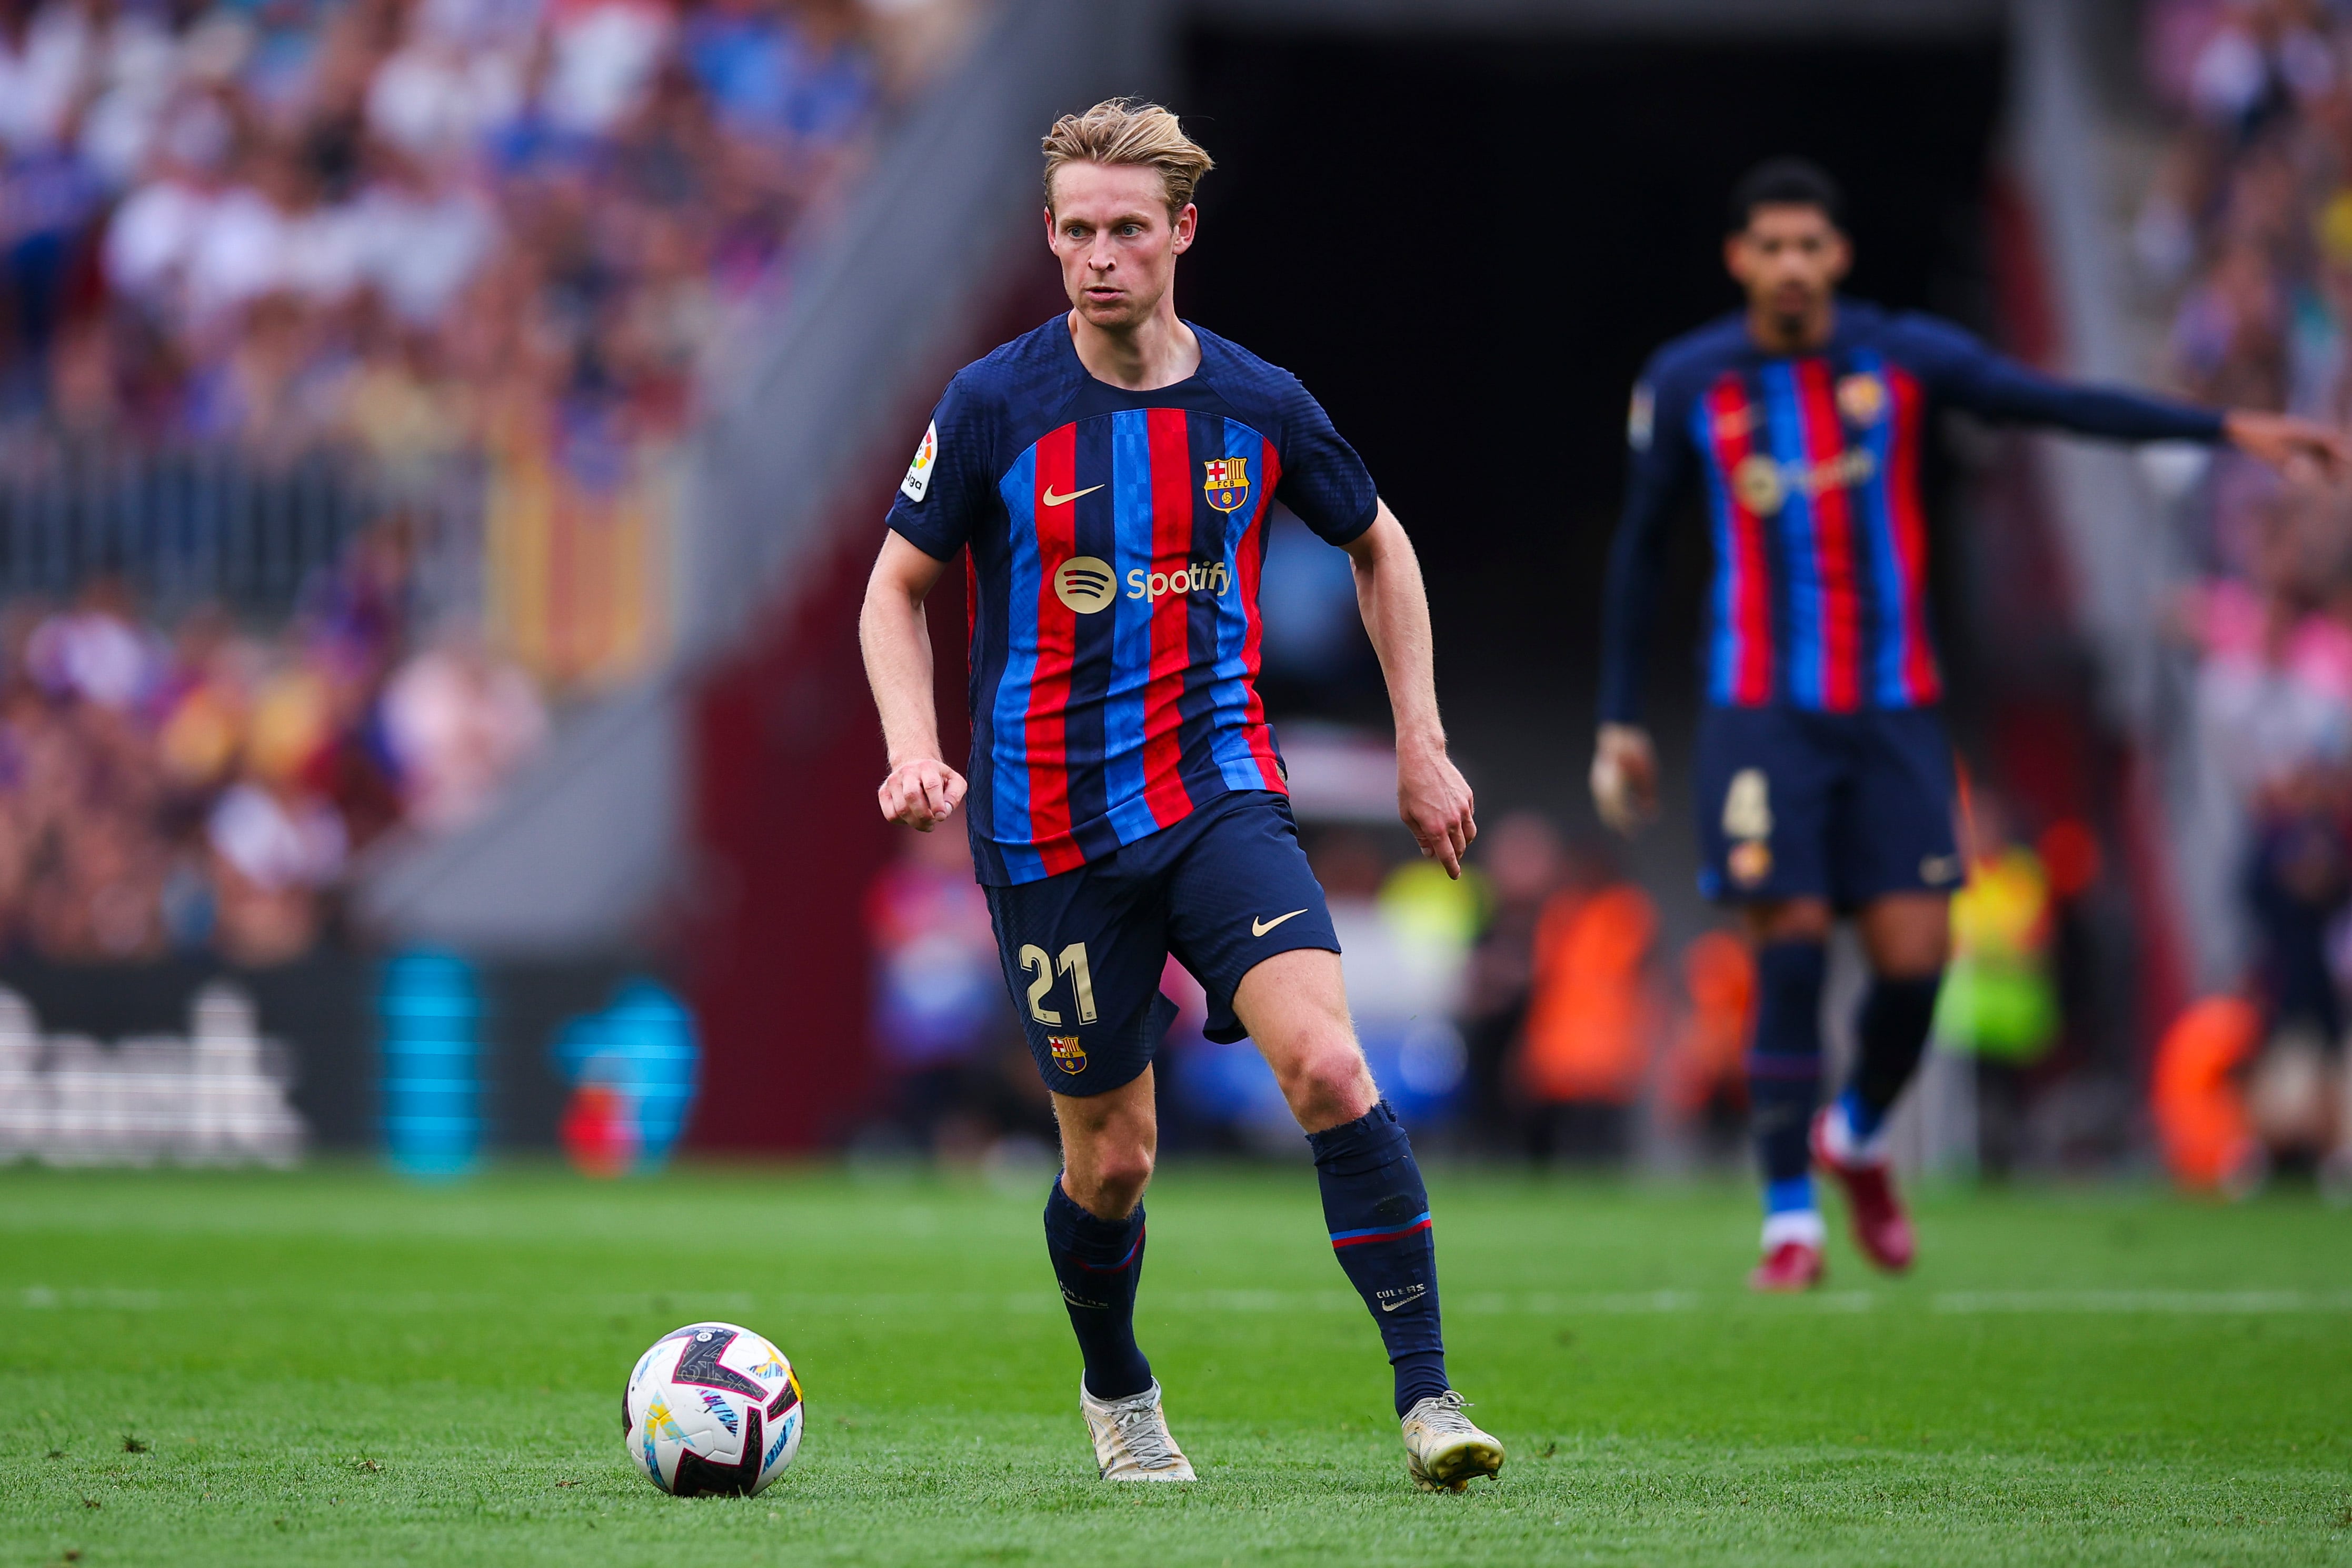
[1044, 1179, 1152, 1401]
[1308, 1099, 1447, 1417]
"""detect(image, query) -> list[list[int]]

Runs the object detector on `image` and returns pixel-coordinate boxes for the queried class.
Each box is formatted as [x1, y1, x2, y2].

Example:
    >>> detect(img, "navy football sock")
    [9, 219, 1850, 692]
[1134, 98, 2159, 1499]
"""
[1749, 942, 1827, 1199]
[1843, 974, 1942, 1141]
[1307, 1100, 1448, 1417]
[1043, 1179, 1152, 1401]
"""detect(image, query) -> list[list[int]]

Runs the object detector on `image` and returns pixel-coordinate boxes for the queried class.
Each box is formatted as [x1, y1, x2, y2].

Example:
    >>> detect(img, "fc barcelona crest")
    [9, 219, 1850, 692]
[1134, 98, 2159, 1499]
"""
[1203, 456, 1250, 513]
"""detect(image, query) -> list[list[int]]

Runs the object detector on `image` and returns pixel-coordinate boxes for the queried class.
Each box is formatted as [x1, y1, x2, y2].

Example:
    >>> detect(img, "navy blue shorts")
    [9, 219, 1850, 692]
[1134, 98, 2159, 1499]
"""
[982, 791, 1340, 1096]
[1693, 705, 1961, 909]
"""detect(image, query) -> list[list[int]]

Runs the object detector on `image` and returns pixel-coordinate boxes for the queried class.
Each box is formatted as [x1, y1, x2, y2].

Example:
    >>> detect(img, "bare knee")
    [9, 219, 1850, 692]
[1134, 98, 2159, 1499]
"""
[1062, 1150, 1152, 1220]
[1859, 893, 1950, 978]
[1741, 897, 1833, 946]
[1275, 1036, 1377, 1134]
[1055, 1115, 1155, 1220]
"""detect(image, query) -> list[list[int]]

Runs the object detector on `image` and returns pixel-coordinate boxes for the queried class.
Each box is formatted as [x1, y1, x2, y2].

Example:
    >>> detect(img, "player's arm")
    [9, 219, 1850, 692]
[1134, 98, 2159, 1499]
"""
[860, 534, 966, 831]
[1911, 315, 2349, 474]
[1591, 371, 1692, 836]
[1342, 503, 1477, 878]
[864, 391, 984, 832]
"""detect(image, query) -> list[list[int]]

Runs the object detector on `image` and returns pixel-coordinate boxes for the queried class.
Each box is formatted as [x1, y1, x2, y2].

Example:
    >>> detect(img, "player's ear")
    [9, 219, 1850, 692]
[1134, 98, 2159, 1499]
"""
[1171, 203, 1197, 254]
[1827, 232, 1853, 283]
[1722, 232, 1749, 284]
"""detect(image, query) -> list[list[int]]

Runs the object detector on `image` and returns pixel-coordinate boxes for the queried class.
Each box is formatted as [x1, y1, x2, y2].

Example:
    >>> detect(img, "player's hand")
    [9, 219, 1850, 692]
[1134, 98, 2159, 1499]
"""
[879, 757, 966, 831]
[2225, 410, 2351, 479]
[1398, 739, 1476, 878]
[1591, 723, 1659, 836]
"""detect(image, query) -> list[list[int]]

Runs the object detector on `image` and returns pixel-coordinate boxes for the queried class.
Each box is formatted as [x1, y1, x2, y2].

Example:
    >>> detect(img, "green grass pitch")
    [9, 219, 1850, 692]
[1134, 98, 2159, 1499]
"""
[2, 1162, 2349, 1566]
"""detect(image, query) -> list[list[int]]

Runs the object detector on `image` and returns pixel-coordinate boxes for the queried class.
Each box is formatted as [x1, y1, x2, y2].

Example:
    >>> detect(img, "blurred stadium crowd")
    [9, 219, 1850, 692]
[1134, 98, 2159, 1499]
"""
[2136, 0, 2352, 1189]
[0, 0, 967, 965]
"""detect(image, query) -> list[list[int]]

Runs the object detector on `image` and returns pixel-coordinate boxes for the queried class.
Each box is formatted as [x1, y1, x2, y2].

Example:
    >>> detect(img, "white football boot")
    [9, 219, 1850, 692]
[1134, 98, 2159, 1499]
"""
[1079, 1378, 1197, 1481]
[1400, 1391, 1505, 1492]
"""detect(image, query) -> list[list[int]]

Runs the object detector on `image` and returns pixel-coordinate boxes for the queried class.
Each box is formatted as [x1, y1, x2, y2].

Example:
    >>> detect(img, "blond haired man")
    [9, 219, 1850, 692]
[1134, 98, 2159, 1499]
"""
[860, 99, 1502, 1491]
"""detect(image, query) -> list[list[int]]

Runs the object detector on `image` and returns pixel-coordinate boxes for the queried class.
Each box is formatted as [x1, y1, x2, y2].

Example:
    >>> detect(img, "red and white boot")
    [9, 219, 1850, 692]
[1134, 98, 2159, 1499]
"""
[1748, 1210, 1826, 1292]
[1812, 1103, 1916, 1273]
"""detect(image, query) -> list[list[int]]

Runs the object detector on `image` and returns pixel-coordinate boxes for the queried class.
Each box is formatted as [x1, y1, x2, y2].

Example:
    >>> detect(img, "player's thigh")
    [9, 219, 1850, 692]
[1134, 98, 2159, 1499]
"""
[1829, 708, 1961, 915]
[1159, 792, 1342, 1047]
[1693, 705, 1837, 905]
[984, 867, 1176, 1098]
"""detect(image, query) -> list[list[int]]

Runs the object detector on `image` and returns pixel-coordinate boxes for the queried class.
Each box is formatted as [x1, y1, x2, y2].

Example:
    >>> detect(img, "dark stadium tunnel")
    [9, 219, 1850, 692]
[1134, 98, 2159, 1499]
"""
[1180, 28, 2008, 821]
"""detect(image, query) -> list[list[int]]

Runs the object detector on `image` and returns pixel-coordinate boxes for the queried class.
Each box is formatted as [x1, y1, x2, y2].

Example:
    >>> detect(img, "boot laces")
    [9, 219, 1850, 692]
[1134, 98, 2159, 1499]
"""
[1409, 1391, 1478, 1437]
[1107, 1394, 1182, 1470]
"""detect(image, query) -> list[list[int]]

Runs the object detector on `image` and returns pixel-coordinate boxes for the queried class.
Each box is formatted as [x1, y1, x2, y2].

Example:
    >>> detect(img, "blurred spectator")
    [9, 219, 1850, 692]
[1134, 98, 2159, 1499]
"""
[1932, 791, 2060, 1176]
[1658, 930, 1751, 1163]
[1514, 840, 1655, 1165]
[380, 631, 547, 832]
[2152, 992, 2266, 1192]
[861, 822, 1005, 1156]
[1459, 811, 1565, 1146]
[2139, 3, 2352, 1186]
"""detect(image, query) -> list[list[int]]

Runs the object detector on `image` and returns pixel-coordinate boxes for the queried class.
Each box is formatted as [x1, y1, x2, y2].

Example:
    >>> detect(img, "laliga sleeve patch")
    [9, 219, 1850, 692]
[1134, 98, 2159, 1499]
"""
[900, 420, 939, 503]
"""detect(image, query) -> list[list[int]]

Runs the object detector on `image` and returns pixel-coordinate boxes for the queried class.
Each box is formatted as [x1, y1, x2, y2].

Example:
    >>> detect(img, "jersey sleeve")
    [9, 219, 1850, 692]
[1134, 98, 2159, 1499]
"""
[884, 374, 997, 560]
[1893, 313, 2227, 443]
[1271, 376, 1380, 545]
[1596, 357, 1698, 726]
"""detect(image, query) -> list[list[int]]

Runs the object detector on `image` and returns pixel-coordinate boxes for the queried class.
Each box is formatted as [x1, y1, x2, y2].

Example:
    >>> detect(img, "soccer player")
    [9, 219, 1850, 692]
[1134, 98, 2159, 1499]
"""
[858, 99, 1504, 1491]
[1593, 158, 2347, 1291]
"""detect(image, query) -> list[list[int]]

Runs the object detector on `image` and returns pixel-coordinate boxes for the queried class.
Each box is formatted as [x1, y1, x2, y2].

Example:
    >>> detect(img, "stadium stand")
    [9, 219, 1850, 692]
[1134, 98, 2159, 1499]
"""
[0, 0, 975, 972]
[2129, 0, 2352, 1184]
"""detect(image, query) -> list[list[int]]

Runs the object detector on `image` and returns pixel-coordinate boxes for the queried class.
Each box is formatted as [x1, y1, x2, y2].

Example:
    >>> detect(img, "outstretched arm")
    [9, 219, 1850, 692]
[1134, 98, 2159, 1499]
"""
[1919, 317, 2349, 474]
[859, 532, 967, 831]
[1342, 502, 1476, 877]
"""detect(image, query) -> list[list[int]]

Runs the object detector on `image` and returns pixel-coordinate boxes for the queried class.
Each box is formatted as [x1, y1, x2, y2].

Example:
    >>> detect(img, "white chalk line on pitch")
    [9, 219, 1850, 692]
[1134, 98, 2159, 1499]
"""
[12, 1285, 2352, 1316]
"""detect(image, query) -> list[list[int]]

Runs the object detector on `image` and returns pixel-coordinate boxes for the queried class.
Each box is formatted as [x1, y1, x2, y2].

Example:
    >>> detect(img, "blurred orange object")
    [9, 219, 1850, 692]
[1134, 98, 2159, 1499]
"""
[2150, 996, 2262, 1192]
[1662, 931, 1755, 1119]
[1520, 882, 1656, 1105]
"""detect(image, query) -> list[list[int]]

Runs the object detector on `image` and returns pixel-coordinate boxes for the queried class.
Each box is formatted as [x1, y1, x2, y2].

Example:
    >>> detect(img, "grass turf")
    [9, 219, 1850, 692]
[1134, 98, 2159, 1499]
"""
[1, 1163, 2348, 1566]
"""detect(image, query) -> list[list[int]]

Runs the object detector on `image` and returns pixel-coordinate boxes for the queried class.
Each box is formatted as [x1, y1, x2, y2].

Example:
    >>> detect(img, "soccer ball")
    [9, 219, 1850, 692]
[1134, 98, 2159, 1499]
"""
[623, 1322, 804, 1496]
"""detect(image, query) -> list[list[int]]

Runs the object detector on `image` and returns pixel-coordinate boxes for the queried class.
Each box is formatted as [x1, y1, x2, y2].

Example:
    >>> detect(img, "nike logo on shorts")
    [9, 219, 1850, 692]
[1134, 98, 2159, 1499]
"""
[1252, 909, 1308, 937]
[1041, 484, 1104, 507]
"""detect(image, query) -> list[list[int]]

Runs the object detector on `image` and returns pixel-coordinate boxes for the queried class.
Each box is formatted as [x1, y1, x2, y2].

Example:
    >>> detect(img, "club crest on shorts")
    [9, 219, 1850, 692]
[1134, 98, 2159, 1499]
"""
[1723, 768, 1773, 888]
[1203, 456, 1250, 513]
[1048, 1034, 1087, 1074]
[1722, 768, 1773, 840]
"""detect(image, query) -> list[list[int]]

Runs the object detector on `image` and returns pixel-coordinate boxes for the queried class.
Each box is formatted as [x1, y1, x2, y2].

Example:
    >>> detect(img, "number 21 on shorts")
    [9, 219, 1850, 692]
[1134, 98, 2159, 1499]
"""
[1019, 943, 1098, 1026]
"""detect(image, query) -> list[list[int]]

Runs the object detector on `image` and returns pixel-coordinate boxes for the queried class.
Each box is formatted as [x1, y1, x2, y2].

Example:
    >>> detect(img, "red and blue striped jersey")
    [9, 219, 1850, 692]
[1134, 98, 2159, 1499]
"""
[1597, 300, 2226, 723]
[886, 317, 1378, 886]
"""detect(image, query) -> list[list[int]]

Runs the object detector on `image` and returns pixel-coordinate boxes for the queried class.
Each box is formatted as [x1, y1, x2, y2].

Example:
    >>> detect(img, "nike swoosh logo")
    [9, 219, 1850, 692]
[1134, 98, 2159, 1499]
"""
[1041, 484, 1103, 507]
[1379, 1292, 1426, 1313]
[1251, 909, 1309, 937]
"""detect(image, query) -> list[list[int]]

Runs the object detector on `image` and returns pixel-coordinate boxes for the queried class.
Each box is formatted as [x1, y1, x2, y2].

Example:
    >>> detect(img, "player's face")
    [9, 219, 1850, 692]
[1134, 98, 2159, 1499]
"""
[1045, 161, 1195, 331]
[1726, 205, 1851, 327]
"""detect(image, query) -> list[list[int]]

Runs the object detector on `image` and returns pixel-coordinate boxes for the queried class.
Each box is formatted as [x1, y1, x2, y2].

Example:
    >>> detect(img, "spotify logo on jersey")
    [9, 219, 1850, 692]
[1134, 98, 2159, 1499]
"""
[1053, 556, 1118, 614]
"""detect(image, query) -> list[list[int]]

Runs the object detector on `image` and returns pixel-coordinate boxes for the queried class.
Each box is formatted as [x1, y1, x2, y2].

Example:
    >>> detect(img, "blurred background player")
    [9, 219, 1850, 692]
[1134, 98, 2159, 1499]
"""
[858, 100, 1502, 1491]
[1591, 157, 2349, 1291]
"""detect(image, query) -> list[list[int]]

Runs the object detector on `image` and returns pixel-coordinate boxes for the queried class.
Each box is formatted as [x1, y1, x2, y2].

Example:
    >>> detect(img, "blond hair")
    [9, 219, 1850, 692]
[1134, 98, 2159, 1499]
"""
[1041, 98, 1214, 215]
